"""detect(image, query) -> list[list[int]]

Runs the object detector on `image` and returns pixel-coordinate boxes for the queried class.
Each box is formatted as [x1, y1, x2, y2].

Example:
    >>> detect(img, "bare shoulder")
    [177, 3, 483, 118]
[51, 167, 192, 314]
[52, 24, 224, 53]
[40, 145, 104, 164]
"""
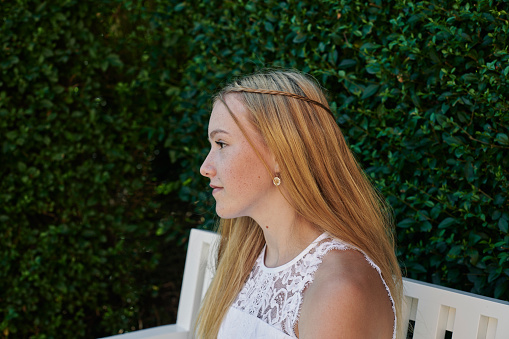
[297, 249, 394, 339]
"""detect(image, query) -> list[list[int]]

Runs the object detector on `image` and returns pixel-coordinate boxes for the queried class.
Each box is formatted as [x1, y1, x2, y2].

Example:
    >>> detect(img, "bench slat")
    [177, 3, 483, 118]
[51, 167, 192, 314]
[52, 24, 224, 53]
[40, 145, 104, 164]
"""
[452, 307, 482, 339]
[175, 229, 218, 332]
[412, 298, 441, 338]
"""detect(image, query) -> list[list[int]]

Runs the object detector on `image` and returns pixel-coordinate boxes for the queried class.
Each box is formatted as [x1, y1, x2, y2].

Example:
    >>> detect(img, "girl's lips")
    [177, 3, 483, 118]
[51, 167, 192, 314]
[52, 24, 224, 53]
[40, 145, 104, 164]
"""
[210, 185, 223, 195]
[212, 187, 223, 195]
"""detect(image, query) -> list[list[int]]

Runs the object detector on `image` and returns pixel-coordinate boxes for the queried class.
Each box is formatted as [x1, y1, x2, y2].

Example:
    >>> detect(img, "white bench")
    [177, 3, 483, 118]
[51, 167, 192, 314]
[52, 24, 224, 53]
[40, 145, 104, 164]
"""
[103, 229, 509, 339]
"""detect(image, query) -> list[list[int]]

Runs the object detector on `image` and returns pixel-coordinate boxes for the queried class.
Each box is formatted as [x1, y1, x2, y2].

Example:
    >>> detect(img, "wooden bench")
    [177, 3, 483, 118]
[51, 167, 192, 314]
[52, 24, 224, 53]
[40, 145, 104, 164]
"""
[103, 229, 509, 339]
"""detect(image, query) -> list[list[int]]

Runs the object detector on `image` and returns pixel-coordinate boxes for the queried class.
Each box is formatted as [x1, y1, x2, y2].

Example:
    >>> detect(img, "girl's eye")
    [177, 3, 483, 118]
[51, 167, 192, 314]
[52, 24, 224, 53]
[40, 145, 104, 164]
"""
[215, 141, 226, 149]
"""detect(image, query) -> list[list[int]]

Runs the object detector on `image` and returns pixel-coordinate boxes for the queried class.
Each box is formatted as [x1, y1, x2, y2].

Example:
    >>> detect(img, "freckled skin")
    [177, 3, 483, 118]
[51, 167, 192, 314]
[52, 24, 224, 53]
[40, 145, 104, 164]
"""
[200, 95, 279, 219]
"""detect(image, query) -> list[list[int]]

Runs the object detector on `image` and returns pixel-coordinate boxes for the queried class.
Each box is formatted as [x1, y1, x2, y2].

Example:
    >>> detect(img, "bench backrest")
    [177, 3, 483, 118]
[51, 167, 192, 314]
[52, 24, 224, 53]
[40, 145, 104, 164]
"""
[402, 278, 509, 339]
[178, 229, 509, 339]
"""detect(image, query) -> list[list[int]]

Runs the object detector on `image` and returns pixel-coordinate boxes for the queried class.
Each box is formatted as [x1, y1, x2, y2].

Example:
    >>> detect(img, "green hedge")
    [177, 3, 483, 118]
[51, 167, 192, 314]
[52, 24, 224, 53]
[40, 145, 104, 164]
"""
[1, 1, 193, 337]
[175, 0, 509, 299]
[1, 0, 508, 337]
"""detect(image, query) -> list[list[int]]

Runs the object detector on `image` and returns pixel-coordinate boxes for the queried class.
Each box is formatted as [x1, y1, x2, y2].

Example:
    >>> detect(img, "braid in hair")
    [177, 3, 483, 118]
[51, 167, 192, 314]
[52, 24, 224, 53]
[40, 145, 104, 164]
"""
[228, 86, 334, 117]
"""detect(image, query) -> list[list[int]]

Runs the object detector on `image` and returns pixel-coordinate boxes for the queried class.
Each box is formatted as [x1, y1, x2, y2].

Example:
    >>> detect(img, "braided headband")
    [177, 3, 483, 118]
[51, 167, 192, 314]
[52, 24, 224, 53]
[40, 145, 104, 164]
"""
[228, 86, 334, 117]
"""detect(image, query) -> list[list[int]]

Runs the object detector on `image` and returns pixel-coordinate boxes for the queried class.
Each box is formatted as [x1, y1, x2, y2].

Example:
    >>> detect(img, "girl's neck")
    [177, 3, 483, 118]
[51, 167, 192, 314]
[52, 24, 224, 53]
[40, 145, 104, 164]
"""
[260, 216, 321, 268]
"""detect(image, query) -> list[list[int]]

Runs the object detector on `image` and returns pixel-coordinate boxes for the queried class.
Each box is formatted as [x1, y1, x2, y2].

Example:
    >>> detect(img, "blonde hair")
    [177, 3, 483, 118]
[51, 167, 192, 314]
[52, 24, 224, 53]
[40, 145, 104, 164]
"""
[196, 70, 403, 338]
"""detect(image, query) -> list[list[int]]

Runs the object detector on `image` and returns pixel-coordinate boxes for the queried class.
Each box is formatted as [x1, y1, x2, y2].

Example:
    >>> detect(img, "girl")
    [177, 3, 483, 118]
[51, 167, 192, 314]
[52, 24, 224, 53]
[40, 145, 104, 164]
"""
[198, 70, 402, 339]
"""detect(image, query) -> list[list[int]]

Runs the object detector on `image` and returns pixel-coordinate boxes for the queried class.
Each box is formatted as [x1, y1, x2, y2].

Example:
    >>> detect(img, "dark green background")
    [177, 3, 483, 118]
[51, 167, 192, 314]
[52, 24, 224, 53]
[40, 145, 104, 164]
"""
[1, 0, 508, 337]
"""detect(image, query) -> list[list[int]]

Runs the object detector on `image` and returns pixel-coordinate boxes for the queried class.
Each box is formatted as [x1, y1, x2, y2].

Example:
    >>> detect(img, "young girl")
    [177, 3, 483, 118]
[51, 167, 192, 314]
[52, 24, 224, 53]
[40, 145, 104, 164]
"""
[198, 70, 402, 339]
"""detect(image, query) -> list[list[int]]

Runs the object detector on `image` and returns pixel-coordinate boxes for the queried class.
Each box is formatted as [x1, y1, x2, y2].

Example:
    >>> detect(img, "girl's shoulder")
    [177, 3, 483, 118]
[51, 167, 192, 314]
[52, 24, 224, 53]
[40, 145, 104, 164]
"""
[297, 247, 395, 338]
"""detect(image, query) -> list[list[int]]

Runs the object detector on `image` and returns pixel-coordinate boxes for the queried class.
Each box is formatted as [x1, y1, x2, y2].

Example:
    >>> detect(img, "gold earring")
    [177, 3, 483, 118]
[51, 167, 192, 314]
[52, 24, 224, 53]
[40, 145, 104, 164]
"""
[273, 176, 281, 186]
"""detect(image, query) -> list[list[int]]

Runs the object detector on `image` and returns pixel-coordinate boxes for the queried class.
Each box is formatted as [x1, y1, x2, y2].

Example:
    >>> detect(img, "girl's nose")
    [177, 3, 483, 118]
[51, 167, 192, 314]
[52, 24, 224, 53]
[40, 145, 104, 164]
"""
[200, 152, 215, 178]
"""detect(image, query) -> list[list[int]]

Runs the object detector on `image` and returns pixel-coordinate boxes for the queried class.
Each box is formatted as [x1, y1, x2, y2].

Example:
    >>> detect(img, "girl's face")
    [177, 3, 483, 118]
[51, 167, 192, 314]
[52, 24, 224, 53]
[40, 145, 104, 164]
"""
[200, 95, 277, 219]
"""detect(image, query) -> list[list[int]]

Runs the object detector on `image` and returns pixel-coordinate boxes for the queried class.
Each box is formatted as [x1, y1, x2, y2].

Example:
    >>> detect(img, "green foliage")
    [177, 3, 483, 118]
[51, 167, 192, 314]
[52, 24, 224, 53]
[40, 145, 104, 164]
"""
[1, 0, 193, 337]
[1, 0, 508, 337]
[174, 0, 509, 301]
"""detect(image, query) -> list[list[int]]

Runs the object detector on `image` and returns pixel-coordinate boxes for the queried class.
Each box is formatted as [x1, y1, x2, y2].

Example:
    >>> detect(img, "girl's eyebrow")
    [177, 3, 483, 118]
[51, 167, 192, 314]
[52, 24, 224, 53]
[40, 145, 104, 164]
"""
[209, 129, 229, 140]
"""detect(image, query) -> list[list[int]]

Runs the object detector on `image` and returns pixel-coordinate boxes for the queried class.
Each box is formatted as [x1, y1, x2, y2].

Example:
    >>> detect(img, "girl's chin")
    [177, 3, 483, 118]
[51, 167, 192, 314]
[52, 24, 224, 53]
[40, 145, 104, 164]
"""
[215, 207, 246, 220]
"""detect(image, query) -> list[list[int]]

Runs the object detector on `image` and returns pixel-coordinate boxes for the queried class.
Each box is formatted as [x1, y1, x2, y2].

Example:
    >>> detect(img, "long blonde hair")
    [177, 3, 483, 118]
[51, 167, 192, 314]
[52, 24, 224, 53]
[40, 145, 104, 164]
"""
[196, 70, 403, 338]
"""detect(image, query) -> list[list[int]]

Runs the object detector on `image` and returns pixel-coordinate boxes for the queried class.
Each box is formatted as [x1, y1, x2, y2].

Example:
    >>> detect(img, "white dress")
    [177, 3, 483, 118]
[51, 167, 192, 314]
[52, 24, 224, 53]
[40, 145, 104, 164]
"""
[218, 233, 396, 339]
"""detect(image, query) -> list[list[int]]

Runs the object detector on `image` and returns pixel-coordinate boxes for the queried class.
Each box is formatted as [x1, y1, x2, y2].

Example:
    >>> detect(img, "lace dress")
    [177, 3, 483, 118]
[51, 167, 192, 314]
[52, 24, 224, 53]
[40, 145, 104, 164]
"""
[217, 233, 396, 339]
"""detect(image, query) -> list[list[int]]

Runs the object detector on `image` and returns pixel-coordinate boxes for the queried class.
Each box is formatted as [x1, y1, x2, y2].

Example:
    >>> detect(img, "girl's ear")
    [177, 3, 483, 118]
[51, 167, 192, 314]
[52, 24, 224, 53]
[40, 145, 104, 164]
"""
[274, 159, 280, 174]
[268, 148, 280, 174]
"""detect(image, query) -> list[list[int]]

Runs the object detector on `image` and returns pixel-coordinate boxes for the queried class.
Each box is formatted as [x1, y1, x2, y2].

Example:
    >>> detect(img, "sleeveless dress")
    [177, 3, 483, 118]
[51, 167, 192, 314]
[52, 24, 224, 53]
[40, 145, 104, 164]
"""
[217, 233, 396, 339]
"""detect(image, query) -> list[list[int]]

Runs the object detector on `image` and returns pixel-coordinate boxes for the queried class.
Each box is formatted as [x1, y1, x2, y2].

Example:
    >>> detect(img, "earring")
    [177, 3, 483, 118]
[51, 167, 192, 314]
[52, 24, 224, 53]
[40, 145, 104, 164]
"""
[273, 175, 281, 186]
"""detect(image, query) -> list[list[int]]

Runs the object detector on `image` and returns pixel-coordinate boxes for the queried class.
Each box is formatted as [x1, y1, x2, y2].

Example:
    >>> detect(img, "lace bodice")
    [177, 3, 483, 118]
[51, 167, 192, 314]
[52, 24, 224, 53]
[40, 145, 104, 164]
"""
[218, 233, 396, 339]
